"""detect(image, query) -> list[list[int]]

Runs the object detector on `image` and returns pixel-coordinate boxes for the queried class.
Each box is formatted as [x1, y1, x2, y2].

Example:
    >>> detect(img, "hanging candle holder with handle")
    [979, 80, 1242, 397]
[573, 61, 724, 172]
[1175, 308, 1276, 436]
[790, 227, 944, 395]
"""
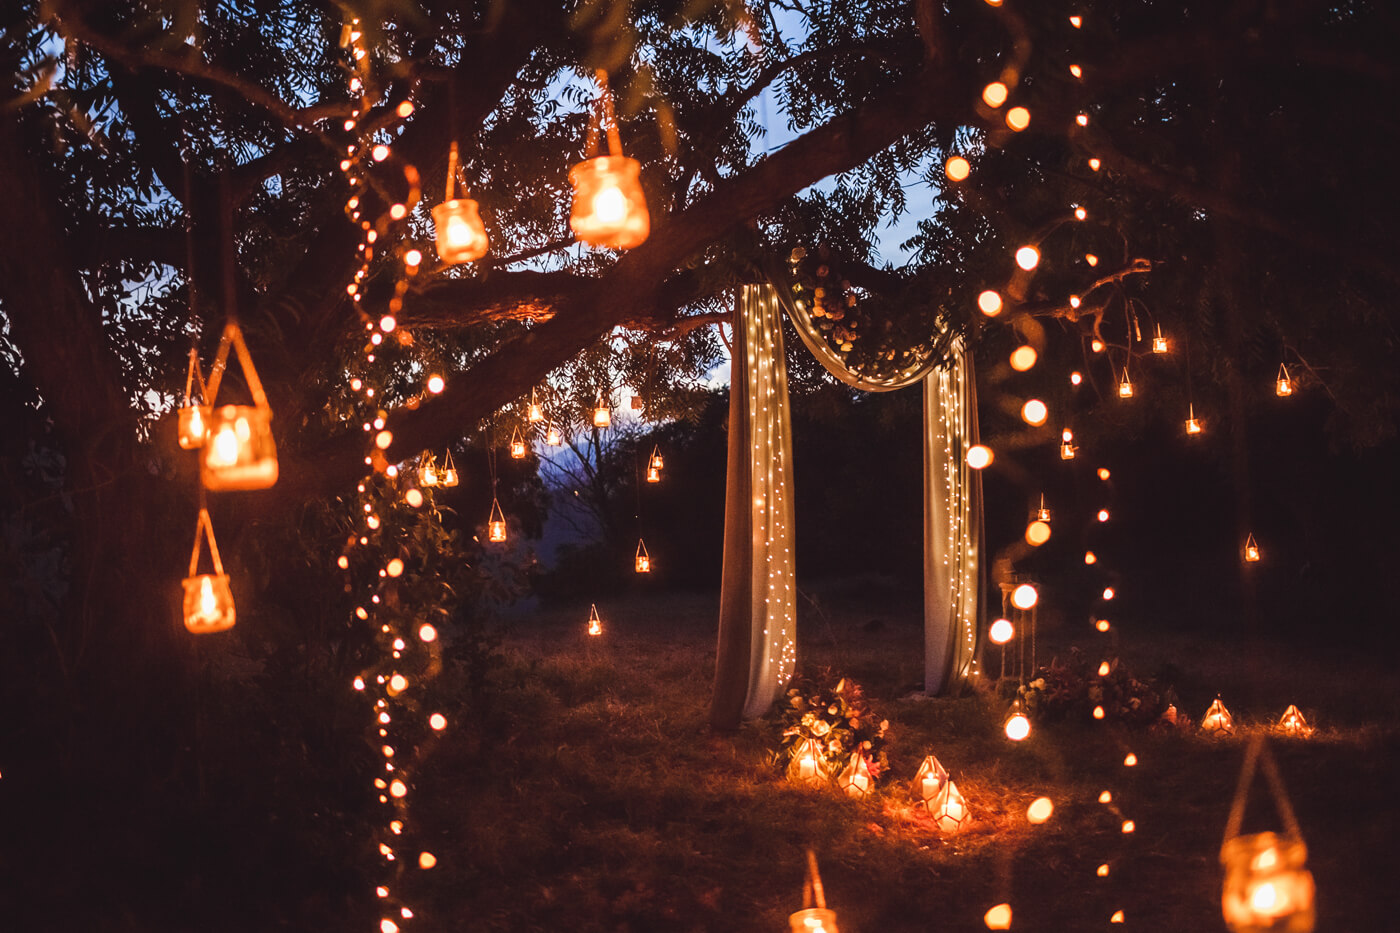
[182, 507, 236, 634]
[433, 140, 489, 264]
[569, 70, 650, 249]
[178, 347, 211, 450]
[201, 321, 279, 491]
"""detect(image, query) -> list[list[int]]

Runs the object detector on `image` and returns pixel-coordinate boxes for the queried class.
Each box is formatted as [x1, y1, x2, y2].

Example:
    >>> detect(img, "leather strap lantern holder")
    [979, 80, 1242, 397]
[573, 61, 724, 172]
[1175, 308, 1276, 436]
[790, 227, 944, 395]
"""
[201, 320, 279, 491]
[177, 347, 210, 450]
[182, 507, 236, 634]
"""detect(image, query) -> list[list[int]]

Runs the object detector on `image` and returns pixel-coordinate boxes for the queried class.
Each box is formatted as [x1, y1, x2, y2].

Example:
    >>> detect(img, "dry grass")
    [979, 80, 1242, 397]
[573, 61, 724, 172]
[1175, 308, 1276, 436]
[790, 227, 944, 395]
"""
[415, 584, 1400, 932]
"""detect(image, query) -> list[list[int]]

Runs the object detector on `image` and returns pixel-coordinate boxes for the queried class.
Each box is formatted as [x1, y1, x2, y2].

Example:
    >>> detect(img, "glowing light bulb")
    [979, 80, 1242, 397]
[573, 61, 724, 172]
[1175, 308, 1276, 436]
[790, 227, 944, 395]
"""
[1010, 346, 1038, 371]
[390, 780, 407, 798]
[1011, 583, 1038, 609]
[982, 82, 1008, 108]
[419, 852, 437, 869]
[1098, 661, 1111, 676]
[1005, 711, 1031, 741]
[1121, 820, 1135, 834]
[1089, 157, 1102, 171]
[591, 185, 628, 225]
[1097, 863, 1110, 876]
[1097, 468, 1111, 480]
[405, 489, 424, 508]
[418, 623, 437, 642]
[1027, 797, 1054, 823]
[1070, 64, 1083, 78]
[1096, 619, 1111, 632]
[375, 430, 393, 449]
[1093, 706, 1106, 719]
[386, 558, 404, 577]
[1005, 107, 1031, 131]
[1124, 753, 1137, 766]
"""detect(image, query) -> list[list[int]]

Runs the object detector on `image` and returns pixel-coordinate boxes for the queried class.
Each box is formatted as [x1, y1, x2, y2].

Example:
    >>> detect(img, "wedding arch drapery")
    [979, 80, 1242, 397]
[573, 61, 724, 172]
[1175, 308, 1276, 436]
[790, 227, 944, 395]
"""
[711, 283, 983, 730]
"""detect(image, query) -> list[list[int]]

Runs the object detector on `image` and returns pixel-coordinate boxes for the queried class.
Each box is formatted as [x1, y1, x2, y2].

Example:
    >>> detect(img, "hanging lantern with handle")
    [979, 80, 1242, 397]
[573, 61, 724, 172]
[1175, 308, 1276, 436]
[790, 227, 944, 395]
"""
[1152, 324, 1169, 354]
[587, 603, 603, 636]
[788, 850, 840, 933]
[487, 497, 507, 543]
[178, 347, 210, 450]
[201, 321, 278, 491]
[1220, 736, 1316, 933]
[182, 507, 236, 634]
[1186, 403, 1203, 435]
[649, 445, 664, 471]
[527, 389, 545, 423]
[634, 538, 651, 573]
[432, 140, 489, 264]
[1244, 533, 1261, 563]
[569, 70, 650, 249]
[419, 452, 439, 487]
[1275, 363, 1294, 397]
[545, 422, 562, 446]
[440, 449, 459, 487]
[593, 391, 612, 428]
[509, 426, 527, 459]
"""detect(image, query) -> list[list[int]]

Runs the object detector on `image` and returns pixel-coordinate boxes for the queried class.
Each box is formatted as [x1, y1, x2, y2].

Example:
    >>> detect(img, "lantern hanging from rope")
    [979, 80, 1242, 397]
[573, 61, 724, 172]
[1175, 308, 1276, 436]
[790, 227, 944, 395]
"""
[913, 754, 950, 812]
[587, 603, 603, 637]
[1035, 494, 1051, 523]
[1060, 428, 1076, 460]
[419, 452, 439, 487]
[1220, 737, 1316, 933]
[1152, 324, 1169, 354]
[569, 70, 649, 249]
[178, 348, 210, 449]
[646, 465, 660, 484]
[432, 141, 489, 264]
[786, 737, 829, 786]
[593, 392, 611, 428]
[1201, 697, 1236, 736]
[201, 321, 278, 490]
[1118, 369, 1135, 398]
[509, 426, 527, 459]
[1275, 363, 1293, 397]
[649, 445, 664, 471]
[487, 497, 507, 543]
[1244, 533, 1261, 563]
[182, 507, 236, 634]
[788, 850, 840, 933]
[836, 752, 873, 798]
[440, 449, 459, 487]
[527, 389, 544, 424]
[1186, 403, 1203, 435]
[634, 538, 651, 573]
[1276, 705, 1312, 738]
[545, 422, 562, 446]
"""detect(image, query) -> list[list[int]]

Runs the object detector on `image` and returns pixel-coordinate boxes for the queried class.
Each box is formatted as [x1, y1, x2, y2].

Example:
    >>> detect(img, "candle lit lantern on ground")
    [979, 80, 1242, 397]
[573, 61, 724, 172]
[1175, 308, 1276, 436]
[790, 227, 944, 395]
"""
[635, 538, 651, 573]
[509, 427, 527, 459]
[593, 392, 611, 428]
[1275, 364, 1294, 397]
[787, 736, 830, 786]
[930, 780, 971, 832]
[419, 453, 439, 487]
[1186, 403, 1203, 435]
[1221, 738, 1316, 933]
[913, 754, 950, 812]
[1277, 705, 1313, 738]
[587, 603, 602, 637]
[201, 321, 278, 490]
[487, 498, 507, 543]
[182, 507, 235, 634]
[837, 752, 873, 798]
[1244, 534, 1261, 563]
[178, 348, 209, 449]
[1202, 697, 1236, 735]
[789, 850, 840, 933]
[440, 449, 459, 487]
[433, 141, 489, 264]
[545, 422, 562, 446]
[1152, 325, 1169, 354]
[569, 72, 649, 249]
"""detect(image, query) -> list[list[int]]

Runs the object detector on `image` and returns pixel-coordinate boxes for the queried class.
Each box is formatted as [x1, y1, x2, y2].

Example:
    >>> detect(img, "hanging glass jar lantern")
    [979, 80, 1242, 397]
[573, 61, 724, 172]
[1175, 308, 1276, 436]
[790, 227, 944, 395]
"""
[1275, 363, 1293, 397]
[646, 465, 660, 484]
[1152, 324, 1168, 354]
[201, 321, 278, 491]
[634, 538, 651, 573]
[545, 422, 562, 446]
[587, 603, 603, 636]
[432, 141, 489, 264]
[788, 851, 840, 933]
[569, 71, 649, 250]
[509, 426, 527, 459]
[440, 449, 459, 487]
[1201, 697, 1236, 735]
[836, 752, 873, 798]
[487, 497, 507, 543]
[177, 348, 209, 450]
[419, 452, 439, 487]
[630, 394, 644, 410]
[1186, 403, 1203, 435]
[1118, 370, 1135, 398]
[1060, 428, 1076, 460]
[649, 446, 664, 471]
[593, 392, 611, 428]
[1244, 533, 1261, 563]
[1034, 493, 1051, 523]
[182, 507, 236, 634]
[527, 389, 544, 424]
[786, 736, 829, 786]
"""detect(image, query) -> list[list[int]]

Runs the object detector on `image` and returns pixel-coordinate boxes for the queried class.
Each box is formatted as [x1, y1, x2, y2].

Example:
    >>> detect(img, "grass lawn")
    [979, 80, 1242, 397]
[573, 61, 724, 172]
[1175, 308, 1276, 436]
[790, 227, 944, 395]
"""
[416, 581, 1400, 932]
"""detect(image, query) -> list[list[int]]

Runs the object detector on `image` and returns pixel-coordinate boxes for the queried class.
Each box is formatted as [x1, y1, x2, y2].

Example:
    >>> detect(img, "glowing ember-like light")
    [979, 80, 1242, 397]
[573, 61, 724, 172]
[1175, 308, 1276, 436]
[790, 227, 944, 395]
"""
[946, 156, 971, 181]
[984, 904, 1013, 930]
[982, 82, 1008, 107]
[1096, 619, 1111, 632]
[1097, 864, 1110, 877]
[1124, 753, 1137, 766]
[427, 375, 445, 394]
[1027, 797, 1054, 823]
[1010, 346, 1038, 371]
[419, 852, 437, 869]
[1021, 399, 1048, 425]
[1122, 820, 1135, 833]
[1084, 551, 1097, 565]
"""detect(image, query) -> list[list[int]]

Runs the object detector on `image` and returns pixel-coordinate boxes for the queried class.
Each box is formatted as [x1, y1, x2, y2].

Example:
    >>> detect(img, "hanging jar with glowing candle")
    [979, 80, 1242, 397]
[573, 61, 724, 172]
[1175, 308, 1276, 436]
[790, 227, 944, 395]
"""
[593, 391, 612, 428]
[634, 538, 651, 573]
[181, 507, 236, 634]
[1275, 363, 1294, 397]
[1244, 533, 1261, 563]
[587, 603, 603, 636]
[646, 464, 660, 483]
[913, 754, 950, 812]
[836, 752, 873, 798]
[545, 422, 562, 446]
[1152, 324, 1169, 354]
[432, 141, 489, 264]
[487, 497, 507, 543]
[509, 426, 527, 459]
[1060, 428, 1076, 460]
[788, 851, 840, 933]
[1186, 403, 1203, 435]
[440, 449, 459, 487]
[527, 389, 544, 424]
[649, 445, 664, 471]
[177, 347, 209, 449]
[419, 452, 439, 487]
[569, 70, 649, 249]
[1035, 494, 1051, 523]
[1118, 368, 1135, 398]
[201, 321, 278, 490]
[786, 736, 829, 786]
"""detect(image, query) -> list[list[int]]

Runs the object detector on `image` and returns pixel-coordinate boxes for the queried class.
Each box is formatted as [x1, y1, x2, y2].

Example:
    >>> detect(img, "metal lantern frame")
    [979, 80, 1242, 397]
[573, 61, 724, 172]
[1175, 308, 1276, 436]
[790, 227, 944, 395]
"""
[178, 347, 210, 450]
[786, 736, 830, 787]
[182, 507, 236, 634]
[201, 320, 278, 491]
[913, 753, 950, 812]
[836, 751, 874, 798]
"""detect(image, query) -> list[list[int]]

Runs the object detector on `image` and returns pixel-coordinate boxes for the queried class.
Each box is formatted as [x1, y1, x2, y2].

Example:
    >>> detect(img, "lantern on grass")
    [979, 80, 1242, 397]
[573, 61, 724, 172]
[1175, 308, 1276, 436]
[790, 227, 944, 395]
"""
[634, 538, 651, 573]
[440, 449, 459, 487]
[419, 453, 439, 487]
[509, 427, 527, 459]
[930, 780, 971, 832]
[569, 71, 649, 249]
[587, 603, 602, 637]
[487, 498, 507, 543]
[1221, 737, 1316, 933]
[201, 321, 278, 490]
[1244, 534, 1261, 563]
[836, 752, 873, 798]
[432, 141, 489, 264]
[787, 737, 830, 786]
[1275, 364, 1294, 397]
[593, 392, 612, 428]
[789, 850, 840, 933]
[177, 348, 209, 449]
[1201, 697, 1236, 736]
[913, 754, 950, 811]
[1276, 705, 1312, 738]
[182, 507, 235, 634]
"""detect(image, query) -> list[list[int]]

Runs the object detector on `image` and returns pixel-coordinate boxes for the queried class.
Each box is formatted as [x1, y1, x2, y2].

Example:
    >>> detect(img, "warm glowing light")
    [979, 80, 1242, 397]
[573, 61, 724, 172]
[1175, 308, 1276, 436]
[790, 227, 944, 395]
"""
[372, 144, 389, 162]
[1110, 911, 1125, 923]
[989, 618, 1015, 644]
[1027, 797, 1054, 824]
[1276, 364, 1293, 397]
[527, 401, 544, 423]
[1025, 520, 1051, 546]
[1118, 374, 1134, 398]
[1200, 697, 1235, 735]
[1093, 706, 1106, 720]
[587, 603, 603, 636]
[1005, 710, 1032, 741]
[1186, 403, 1203, 435]
[1006, 107, 1031, 131]
[1244, 534, 1261, 562]
[966, 445, 994, 469]
[1089, 157, 1102, 171]
[1097, 863, 1110, 877]
[1099, 790, 1112, 803]
[389, 203, 407, 220]
[837, 751, 875, 798]
[338, 555, 350, 569]
[510, 427, 527, 459]
[426, 374, 445, 395]
[1091, 338, 1105, 353]
[1097, 467, 1111, 480]
[389, 780, 407, 798]
[418, 623, 437, 642]
[946, 156, 971, 181]
[405, 488, 424, 507]
[545, 424, 562, 446]
[1010, 346, 1038, 371]
[1097, 509, 1110, 523]
[982, 82, 1008, 108]
[570, 156, 650, 248]
[1070, 15, 1083, 27]
[635, 538, 651, 573]
[984, 904, 1013, 930]
[375, 430, 393, 449]
[594, 399, 611, 428]
[433, 198, 489, 263]
[1084, 551, 1097, 565]
[1096, 619, 1111, 632]
[389, 673, 408, 693]
[1102, 586, 1115, 599]
[978, 290, 1003, 316]
[396, 101, 414, 118]
[429, 713, 447, 731]
[1061, 440, 1076, 460]
[1277, 704, 1313, 737]
[1098, 661, 1111, 677]
[1122, 820, 1135, 834]
[1076, 114, 1089, 128]
[1070, 371, 1083, 386]
[1020, 399, 1048, 426]
[386, 558, 404, 577]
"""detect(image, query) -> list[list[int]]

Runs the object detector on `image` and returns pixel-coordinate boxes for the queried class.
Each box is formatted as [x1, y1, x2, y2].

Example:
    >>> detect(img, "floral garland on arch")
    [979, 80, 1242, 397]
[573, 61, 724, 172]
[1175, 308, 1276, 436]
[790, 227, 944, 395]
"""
[777, 672, 890, 781]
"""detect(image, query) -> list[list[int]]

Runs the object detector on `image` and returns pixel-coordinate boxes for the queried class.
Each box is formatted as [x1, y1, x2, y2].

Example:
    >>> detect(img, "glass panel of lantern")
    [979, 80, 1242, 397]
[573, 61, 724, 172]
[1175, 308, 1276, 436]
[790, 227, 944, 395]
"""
[593, 394, 611, 428]
[545, 423, 562, 446]
[836, 752, 873, 798]
[177, 348, 209, 450]
[930, 780, 971, 833]
[182, 507, 236, 634]
[786, 736, 829, 787]
[1152, 325, 1169, 354]
[487, 498, 507, 543]
[201, 322, 278, 491]
[1244, 534, 1261, 562]
[419, 453, 439, 487]
[913, 754, 950, 812]
[569, 70, 649, 249]
[432, 141, 489, 264]
[587, 604, 603, 636]
[1275, 363, 1293, 397]
[634, 538, 651, 573]
[440, 449, 459, 487]
[1277, 705, 1312, 738]
[527, 390, 544, 423]
[1201, 697, 1236, 735]
[649, 446, 663, 471]
[509, 426, 527, 459]
[1221, 832, 1315, 933]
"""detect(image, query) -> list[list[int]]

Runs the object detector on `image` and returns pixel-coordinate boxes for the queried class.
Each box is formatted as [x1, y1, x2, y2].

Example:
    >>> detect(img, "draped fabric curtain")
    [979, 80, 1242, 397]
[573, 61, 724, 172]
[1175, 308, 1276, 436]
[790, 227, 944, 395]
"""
[711, 285, 797, 730]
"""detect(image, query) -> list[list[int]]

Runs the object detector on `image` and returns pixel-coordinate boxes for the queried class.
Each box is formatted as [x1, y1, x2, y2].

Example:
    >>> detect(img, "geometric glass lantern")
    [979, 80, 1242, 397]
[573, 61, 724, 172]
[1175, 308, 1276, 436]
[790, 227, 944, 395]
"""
[1276, 705, 1313, 738]
[1244, 533, 1261, 563]
[836, 752, 873, 798]
[177, 347, 209, 450]
[788, 850, 840, 933]
[440, 449, 460, 487]
[487, 497, 507, 543]
[569, 71, 649, 250]
[509, 426, 527, 459]
[432, 141, 489, 265]
[1201, 697, 1236, 736]
[201, 321, 278, 491]
[1275, 364, 1293, 398]
[182, 507, 236, 634]
[587, 603, 603, 637]
[913, 754, 950, 812]
[634, 538, 651, 573]
[930, 779, 971, 833]
[786, 736, 830, 787]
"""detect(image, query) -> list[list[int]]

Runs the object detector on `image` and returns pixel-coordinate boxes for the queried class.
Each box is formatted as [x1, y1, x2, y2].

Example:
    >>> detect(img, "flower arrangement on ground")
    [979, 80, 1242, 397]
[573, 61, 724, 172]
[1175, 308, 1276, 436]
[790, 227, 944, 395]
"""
[777, 671, 889, 790]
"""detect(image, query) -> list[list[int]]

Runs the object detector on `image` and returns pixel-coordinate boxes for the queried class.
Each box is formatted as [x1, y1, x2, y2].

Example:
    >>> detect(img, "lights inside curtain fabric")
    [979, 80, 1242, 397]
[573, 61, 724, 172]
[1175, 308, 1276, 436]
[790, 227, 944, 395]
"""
[712, 285, 797, 729]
